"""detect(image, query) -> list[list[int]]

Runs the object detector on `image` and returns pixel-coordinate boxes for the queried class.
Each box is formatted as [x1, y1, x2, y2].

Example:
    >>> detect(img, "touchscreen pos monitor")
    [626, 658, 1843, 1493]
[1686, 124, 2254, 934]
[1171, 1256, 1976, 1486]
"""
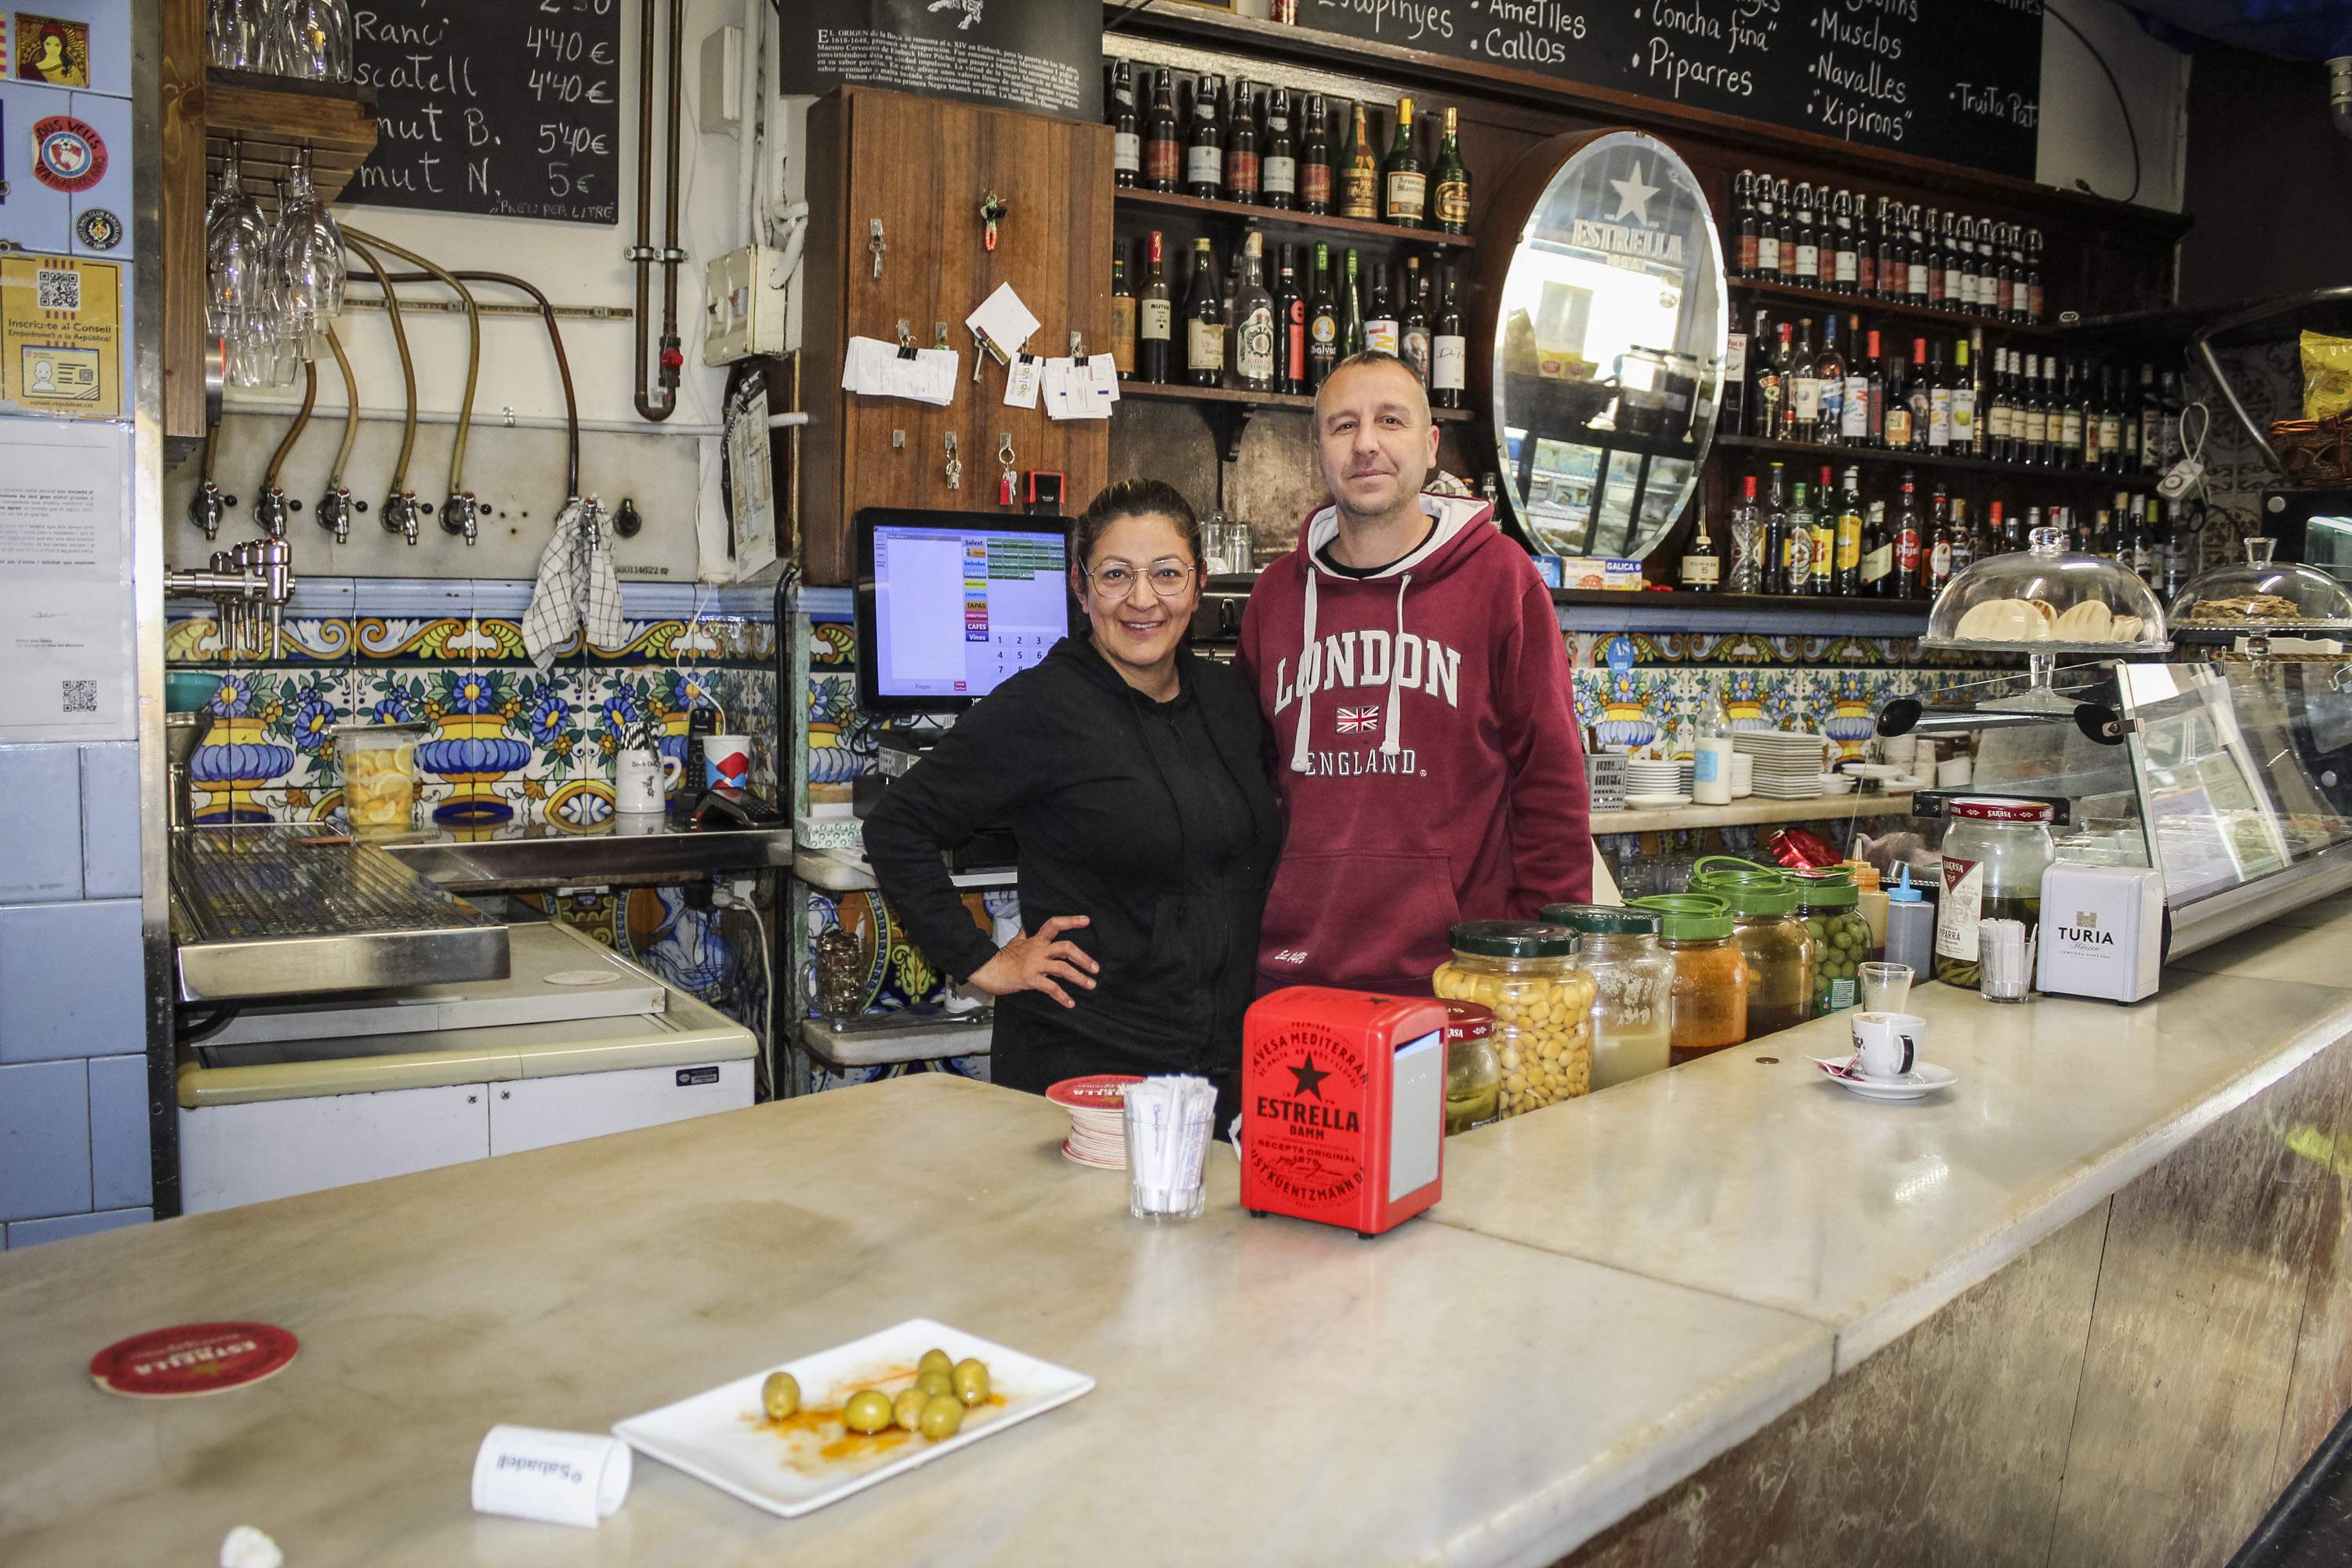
[853, 508, 1076, 714]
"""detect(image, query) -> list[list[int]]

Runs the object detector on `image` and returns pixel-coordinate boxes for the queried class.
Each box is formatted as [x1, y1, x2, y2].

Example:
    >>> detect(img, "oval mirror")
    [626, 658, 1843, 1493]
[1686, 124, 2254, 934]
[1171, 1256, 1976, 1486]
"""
[1479, 131, 1726, 562]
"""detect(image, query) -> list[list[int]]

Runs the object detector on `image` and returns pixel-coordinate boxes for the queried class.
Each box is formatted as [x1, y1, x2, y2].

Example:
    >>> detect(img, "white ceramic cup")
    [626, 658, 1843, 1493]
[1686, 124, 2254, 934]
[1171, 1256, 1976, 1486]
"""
[1936, 755, 1974, 787]
[703, 732, 752, 789]
[1849, 1011, 1926, 1080]
[614, 748, 673, 814]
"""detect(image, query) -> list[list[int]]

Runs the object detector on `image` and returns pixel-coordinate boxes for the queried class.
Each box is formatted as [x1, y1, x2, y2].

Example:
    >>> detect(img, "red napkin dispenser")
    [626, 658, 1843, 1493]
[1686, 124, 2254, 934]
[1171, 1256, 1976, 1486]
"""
[1240, 986, 1448, 1238]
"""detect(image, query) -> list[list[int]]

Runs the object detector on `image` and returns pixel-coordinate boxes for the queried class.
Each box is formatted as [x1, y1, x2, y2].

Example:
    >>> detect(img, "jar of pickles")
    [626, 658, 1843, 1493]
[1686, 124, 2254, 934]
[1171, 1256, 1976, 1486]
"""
[1432, 922, 1594, 1117]
[1442, 1001, 1500, 1134]
[1689, 857, 1815, 1040]
[1629, 894, 1749, 1065]
[1793, 869, 1871, 1014]
[1542, 902, 1673, 1090]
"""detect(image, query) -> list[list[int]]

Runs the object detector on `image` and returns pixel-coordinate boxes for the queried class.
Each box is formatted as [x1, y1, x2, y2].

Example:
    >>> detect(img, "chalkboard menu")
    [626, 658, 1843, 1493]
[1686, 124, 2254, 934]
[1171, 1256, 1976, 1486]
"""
[347, 0, 624, 225]
[1300, 0, 2041, 179]
[779, 0, 1101, 122]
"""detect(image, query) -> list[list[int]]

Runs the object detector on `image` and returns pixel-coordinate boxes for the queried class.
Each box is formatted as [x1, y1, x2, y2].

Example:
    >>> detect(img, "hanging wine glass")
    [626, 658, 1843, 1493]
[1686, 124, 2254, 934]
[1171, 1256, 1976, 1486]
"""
[207, 0, 264, 70]
[205, 143, 270, 343]
[270, 147, 346, 362]
[264, 0, 352, 82]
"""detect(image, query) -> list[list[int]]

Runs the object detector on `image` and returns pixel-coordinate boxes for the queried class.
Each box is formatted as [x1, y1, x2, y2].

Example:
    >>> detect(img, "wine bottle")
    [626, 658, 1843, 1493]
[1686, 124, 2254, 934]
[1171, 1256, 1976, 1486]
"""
[1185, 74, 1222, 200]
[1755, 179, 1781, 278]
[1835, 465, 1864, 596]
[1881, 341, 1913, 450]
[1262, 88, 1297, 211]
[1111, 62, 1139, 189]
[1792, 182, 1820, 285]
[1300, 93, 1332, 215]
[1861, 499, 1893, 597]
[1809, 465, 1835, 596]
[1762, 463, 1791, 593]
[1788, 317, 1820, 443]
[1109, 241, 1137, 379]
[1224, 82, 1261, 205]
[1363, 261, 1399, 356]
[1308, 241, 1340, 387]
[1340, 247, 1365, 356]
[1840, 319, 1870, 446]
[1137, 230, 1172, 385]
[1893, 471, 1924, 598]
[1184, 236, 1223, 387]
[1928, 484, 1954, 595]
[1679, 506, 1720, 591]
[1904, 338, 1931, 451]
[1951, 339, 1976, 454]
[1432, 263, 1466, 409]
[1831, 188, 1858, 293]
[1143, 69, 1180, 194]
[1926, 340, 1953, 452]
[1400, 256, 1432, 382]
[1340, 103, 1379, 220]
[1276, 243, 1306, 395]
[1774, 178, 1798, 281]
[1381, 96, 1425, 227]
[1815, 314, 1847, 446]
[1430, 106, 1471, 234]
[1734, 170, 1759, 278]
[1235, 231, 1276, 393]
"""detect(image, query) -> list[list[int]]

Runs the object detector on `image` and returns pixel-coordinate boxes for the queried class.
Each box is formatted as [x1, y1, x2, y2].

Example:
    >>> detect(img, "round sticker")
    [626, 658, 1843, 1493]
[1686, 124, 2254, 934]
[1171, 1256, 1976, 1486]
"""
[89, 1322, 298, 1399]
[32, 115, 107, 194]
[74, 207, 123, 251]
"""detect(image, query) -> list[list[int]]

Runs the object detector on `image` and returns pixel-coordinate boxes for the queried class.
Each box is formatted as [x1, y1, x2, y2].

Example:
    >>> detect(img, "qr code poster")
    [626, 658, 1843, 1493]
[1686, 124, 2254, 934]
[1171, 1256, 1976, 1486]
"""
[1, 254, 119, 419]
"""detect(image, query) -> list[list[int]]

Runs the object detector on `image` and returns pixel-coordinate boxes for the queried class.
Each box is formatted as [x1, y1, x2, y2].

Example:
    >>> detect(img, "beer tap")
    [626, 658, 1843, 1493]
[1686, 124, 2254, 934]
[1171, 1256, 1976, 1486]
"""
[441, 489, 480, 546]
[168, 536, 296, 659]
[382, 490, 420, 546]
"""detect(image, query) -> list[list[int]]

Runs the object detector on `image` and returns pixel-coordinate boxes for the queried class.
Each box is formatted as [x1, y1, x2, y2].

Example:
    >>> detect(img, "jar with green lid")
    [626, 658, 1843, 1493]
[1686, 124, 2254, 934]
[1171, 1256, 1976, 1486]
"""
[1442, 1001, 1500, 1134]
[1628, 895, 1749, 1065]
[1793, 869, 1870, 1014]
[1688, 857, 1817, 1040]
[1433, 921, 1595, 1117]
[1542, 902, 1673, 1090]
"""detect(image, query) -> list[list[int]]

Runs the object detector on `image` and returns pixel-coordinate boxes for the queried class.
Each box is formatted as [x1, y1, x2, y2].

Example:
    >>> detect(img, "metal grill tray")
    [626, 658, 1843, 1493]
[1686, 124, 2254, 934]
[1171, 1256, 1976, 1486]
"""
[172, 827, 509, 1003]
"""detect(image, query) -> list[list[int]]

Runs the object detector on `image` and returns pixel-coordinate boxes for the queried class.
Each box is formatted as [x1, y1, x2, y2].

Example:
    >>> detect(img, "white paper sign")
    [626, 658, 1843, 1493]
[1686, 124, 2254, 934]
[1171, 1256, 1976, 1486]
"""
[0, 420, 131, 740]
[966, 283, 1041, 361]
[841, 337, 960, 407]
[1003, 354, 1041, 410]
[473, 1425, 631, 1529]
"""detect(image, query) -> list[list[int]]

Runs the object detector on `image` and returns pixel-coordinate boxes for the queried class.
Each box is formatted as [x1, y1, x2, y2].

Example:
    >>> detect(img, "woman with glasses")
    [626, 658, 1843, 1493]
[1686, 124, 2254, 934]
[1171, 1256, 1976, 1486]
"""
[862, 480, 1281, 1116]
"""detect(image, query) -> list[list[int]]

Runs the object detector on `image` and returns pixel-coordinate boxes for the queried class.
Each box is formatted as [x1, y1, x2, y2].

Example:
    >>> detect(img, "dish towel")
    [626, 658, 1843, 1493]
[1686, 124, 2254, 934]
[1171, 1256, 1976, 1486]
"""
[523, 498, 626, 669]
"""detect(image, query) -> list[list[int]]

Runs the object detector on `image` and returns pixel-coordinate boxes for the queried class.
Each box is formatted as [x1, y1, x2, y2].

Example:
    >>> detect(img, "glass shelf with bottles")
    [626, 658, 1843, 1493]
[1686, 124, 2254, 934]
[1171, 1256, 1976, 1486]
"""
[1726, 168, 2046, 325]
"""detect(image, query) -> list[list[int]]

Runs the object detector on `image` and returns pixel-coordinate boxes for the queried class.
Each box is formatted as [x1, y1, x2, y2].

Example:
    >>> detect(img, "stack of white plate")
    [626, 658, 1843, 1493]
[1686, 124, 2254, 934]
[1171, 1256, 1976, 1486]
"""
[1622, 758, 1687, 808]
[1047, 1074, 1143, 1170]
[1733, 731, 1832, 800]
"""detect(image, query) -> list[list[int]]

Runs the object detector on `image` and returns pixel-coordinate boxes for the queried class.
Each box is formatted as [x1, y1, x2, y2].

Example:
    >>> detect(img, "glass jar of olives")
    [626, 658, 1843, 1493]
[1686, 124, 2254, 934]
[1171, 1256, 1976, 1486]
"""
[1689, 857, 1816, 1040]
[1934, 797, 2056, 990]
[1442, 1001, 1501, 1134]
[1542, 902, 1675, 1091]
[1433, 921, 1593, 1117]
[1793, 869, 1870, 1014]
[1629, 894, 1749, 1065]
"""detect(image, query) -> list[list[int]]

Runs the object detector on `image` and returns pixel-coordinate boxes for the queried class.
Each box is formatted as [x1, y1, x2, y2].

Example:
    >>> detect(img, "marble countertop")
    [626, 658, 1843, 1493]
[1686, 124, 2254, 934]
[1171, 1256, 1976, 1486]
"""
[5, 906, 2351, 1565]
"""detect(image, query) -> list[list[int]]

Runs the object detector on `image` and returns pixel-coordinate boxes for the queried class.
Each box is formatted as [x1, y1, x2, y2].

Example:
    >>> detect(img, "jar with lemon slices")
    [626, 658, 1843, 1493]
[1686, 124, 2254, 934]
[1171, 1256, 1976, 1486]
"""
[1432, 921, 1594, 1117]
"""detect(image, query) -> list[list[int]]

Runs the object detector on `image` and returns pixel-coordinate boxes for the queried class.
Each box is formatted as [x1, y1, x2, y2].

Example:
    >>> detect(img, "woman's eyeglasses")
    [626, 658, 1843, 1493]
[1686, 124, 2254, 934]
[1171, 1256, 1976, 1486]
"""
[1086, 560, 1196, 597]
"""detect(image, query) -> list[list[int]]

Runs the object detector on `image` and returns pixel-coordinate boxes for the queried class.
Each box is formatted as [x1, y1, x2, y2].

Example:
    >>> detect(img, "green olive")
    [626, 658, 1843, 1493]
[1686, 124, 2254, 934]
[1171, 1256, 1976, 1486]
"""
[916, 1348, 953, 1378]
[919, 1392, 966, 1440]
[760, 1371, 800, 1421]
[952, 1358, 991, 1406]
[916, 1369, 953, 1399]
[893, 1388, 929, 1432]
[843, 1388, 895, 1434]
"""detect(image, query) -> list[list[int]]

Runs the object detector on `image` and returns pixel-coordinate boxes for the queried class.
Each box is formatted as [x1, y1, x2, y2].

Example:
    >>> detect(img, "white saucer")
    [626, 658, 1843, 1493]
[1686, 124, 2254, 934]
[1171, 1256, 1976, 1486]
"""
[1812, 1057, 1957, 1101]
[1622, 793, 1691, 808]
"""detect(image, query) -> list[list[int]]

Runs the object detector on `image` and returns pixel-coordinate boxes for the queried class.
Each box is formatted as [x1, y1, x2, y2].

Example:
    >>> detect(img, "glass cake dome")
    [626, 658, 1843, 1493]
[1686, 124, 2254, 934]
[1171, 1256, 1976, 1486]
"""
[2170, 537, 2352, 631]
[1924, 526, 2170, 651]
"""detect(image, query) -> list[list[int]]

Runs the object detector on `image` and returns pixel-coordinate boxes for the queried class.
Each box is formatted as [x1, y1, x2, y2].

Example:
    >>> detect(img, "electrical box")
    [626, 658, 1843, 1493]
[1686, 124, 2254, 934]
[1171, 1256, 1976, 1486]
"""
[698, 24, 743, 132]
[703, 245, 790, 365]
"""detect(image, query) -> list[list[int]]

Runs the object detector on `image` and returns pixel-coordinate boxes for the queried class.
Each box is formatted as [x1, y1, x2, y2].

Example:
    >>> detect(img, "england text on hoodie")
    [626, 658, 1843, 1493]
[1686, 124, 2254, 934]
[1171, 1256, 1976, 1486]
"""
[1236, 492, 1592, 995]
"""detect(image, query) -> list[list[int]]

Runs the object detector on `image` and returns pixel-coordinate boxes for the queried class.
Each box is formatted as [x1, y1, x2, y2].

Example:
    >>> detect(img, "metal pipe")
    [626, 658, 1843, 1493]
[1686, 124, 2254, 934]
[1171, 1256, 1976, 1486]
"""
[345, 238, 422, 543]
[630, 0, 684, 422]
[225, 400, 729, 438]
[342, 226, 485, 543]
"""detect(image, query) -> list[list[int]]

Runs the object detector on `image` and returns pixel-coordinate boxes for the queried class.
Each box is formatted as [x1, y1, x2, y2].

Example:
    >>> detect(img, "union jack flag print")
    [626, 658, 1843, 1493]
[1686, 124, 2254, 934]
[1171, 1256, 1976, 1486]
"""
[1335, 705, 1381, 735]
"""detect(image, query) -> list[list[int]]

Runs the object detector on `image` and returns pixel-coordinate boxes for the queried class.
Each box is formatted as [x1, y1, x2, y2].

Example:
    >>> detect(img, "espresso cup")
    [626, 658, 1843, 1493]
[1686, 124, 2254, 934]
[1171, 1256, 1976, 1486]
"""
[1849, 1011, 1925, 1080]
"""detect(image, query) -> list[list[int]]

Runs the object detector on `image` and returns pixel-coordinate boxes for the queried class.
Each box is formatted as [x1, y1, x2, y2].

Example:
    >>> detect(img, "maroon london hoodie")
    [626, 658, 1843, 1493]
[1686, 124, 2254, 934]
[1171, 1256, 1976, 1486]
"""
[1236, 492, 1592, 996]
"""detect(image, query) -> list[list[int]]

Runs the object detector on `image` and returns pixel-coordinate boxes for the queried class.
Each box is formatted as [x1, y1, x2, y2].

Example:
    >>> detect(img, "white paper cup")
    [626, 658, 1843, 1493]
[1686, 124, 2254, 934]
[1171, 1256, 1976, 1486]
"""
[472, 1425, 631, 1528]
[1849, 1011, 1925, 1080]
[703, 733, 752, 789]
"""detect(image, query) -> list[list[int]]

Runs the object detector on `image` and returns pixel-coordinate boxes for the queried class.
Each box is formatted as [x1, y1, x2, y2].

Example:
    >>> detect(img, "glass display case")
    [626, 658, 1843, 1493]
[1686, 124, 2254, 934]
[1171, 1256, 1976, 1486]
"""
[2171, 536, 2352, 642]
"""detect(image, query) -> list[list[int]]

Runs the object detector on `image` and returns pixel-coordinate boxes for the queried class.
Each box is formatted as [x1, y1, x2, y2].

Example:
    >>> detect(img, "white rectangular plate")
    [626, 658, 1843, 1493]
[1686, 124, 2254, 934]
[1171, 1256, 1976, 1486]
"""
[612, 1318, 1094, 1519]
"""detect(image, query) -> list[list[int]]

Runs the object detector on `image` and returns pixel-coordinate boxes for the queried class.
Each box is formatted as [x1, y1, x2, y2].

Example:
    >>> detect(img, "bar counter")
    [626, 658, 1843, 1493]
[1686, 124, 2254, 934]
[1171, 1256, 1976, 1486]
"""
[7, 896, 2352, 1566]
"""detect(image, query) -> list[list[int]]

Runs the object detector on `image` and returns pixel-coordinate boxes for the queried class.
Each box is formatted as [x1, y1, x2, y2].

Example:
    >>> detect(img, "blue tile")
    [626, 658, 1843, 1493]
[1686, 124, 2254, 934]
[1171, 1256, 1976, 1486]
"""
[0, 746, 82, 902]
[0, 899, 144, 1063]
[7, 1207, 150, 1248]
[0, 1059, 91, 1221]
[86, 1052, 149, 1210]
[78, 742, 140, 898]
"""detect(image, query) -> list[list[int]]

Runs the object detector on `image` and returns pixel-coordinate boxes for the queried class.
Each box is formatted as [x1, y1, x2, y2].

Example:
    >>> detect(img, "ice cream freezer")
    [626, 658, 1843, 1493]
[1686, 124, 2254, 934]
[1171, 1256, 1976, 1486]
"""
[176, 920, 756, 1213]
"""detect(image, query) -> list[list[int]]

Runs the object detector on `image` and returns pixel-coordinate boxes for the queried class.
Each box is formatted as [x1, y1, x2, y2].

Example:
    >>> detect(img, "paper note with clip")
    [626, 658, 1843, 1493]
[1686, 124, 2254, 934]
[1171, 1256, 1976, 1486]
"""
[966, 284, 1040, 364]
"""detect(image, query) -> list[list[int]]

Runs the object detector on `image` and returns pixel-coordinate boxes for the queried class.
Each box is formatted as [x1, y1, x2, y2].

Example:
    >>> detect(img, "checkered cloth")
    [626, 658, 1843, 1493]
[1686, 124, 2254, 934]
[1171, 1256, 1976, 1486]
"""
[523, 498, 627, 669]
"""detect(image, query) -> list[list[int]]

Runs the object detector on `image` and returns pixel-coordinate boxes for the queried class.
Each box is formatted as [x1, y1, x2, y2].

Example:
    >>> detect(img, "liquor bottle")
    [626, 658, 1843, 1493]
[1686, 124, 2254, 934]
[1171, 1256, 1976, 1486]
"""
[1275, 242, 1307, 395]
[1815, 314, 1847, 445]
[1729, 473, 1764, 593]
[1872, 196, 1900, 299]
[1904, 205, 1930, 303]
[2058, 358, 2085, 470]
[1723, 309, 1751, 436]
[1774, 178, 1798, 281]
[1142, 69, 1180, 194]
[1788, 318, 1821, 442]
[1400, 256, 1432, 382]
[2081, 362, 2103, 471]
[1835, 465, 1865, 596]
[2026, 229, 2045, 322]
[1926, 340, 1954, 452]
[1261, 88, 1297, 210]
[1225, 85, 1261, 205]
[1221, 238, 1242, 369]
[1111, 62, 1140, 189]
[1432, 263, 1467, 409]
[2135, 363, 2161, 474]
[2002, 498, 2024, 552]
[2006, 227, 2031, 323]
[1762, 463, 1791, 595]
[1308, 241, 1340, 387]
[1855, 193, 1878, 297]
[1735, 170, 1760, 278]
[1300, 94, 1332, 214]
[2019, 351, 2047, 466]
[2156, 371, 2184, 474]
[1431, 106, 1472, 234]
[2097, 366, 2125, 476]
[1861, 499, 1893, 597]
[1381, 97, 1426, 227]
[1810, 464, 1836, 594]
[1954, 214, 1977, 312]
[2089, 506, 2112, 561]
[1679, 506, 1720, 591]
[1755, 178, 1782, 278]
[1950, 496, 1977, 578]
[1792, 183, 1820, 287]
[1893, 471, 1924, 598]
[1363, 262, 1399, 355]
[1832, 189, 1859, 293]
[1921, 208, 1944, 307]
[1940, 212, 1966, 311]
[1905, 338, 1932, 451]
[1339, 103, 1380, 220]
[1185, 74, 1223, 199]
[1990, 223, 2014, 318]
[2136, 496, 2162, 589]
[1183, 236, 1223, 387]
[1881, 342, 1913, 450]
[1234, 232, 1276, 392]
[1840, 319, 1871, 446]
[1110, 241, 1137, 379]
[1986, 347, 2013, 463]
[1862, 328, 1886, 447]
[1755, 318, 1788, 439]
[2044, 357, 2067, 468]
[1340, 247, 1366, 356]
[1786, 479, 1817, 595]
[1928, 485, 1955, 595]
[1137, 230, 1173, 384]
[1955, 337, 1979, 455]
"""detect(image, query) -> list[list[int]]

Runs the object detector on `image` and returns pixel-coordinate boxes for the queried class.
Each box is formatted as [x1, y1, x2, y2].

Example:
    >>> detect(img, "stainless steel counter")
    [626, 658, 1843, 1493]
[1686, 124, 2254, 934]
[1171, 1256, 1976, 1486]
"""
[375, 819, 793, 893]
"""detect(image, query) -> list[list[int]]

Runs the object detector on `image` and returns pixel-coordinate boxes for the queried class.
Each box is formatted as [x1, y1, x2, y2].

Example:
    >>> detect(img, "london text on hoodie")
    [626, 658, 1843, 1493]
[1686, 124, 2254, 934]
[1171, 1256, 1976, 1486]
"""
[1237, 492, 1592, 995]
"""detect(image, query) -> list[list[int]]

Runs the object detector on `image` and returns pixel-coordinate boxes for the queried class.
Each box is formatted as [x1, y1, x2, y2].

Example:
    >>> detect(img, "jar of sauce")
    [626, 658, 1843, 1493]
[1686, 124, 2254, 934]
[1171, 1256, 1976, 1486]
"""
[1543, 902, 1674, 1090]
[1441, 1001, 1500, 1134]
[1629, 894, 1748, 1065]
[1433, 922, 1594, 1117]
[1690, 857, 1815, 1040]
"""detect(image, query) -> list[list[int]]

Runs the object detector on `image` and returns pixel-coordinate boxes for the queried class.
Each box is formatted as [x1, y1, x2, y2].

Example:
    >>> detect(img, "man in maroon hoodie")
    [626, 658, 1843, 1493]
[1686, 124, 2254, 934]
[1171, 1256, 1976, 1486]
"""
[1237, 351, 1592, 996]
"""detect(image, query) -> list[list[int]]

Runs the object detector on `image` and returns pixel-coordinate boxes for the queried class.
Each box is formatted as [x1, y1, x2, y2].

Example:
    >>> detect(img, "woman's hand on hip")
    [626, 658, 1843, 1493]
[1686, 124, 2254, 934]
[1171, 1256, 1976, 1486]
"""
[966, 915, 1099, 1009]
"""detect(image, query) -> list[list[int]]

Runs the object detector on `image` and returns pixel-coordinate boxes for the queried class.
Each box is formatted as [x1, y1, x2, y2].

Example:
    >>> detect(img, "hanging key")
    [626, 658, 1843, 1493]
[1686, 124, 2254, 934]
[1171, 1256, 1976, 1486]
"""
[998, 434, 1018, 506]
[980, 191, 1007, 252]
[943, 432, 962, 492]
[869, 219, 887, 278]
[973, 329, 987, 383]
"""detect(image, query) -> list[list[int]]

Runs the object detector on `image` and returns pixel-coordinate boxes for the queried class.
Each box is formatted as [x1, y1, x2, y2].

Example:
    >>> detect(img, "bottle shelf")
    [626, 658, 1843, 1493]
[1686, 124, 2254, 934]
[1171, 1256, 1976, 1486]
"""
[1729, 275, 2056, 339]
[1717, 433, 2150, 487]
[1115, 187, 1476, 252]
[1552, 587, 1933, 618]
[1120, 379, 1475, 422]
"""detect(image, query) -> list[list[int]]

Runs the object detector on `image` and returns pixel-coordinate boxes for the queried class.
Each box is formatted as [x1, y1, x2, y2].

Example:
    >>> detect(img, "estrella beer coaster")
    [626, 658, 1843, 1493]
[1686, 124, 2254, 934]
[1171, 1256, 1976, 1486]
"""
[89, 1322, 298, 1399]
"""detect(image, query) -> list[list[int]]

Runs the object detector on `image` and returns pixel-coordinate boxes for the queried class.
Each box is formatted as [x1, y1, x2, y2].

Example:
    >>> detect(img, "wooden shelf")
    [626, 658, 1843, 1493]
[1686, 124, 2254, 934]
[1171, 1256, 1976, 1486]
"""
[1729, 276, 2060, 339]
[1120, 379, 1475, 422]
[205, 69, 379, 212]
[1115, 187, 1475, 252]
[1717, 433, 2144, 486]
[1552, 587, 1931, 619]
[1592, 793, 1918, 837]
